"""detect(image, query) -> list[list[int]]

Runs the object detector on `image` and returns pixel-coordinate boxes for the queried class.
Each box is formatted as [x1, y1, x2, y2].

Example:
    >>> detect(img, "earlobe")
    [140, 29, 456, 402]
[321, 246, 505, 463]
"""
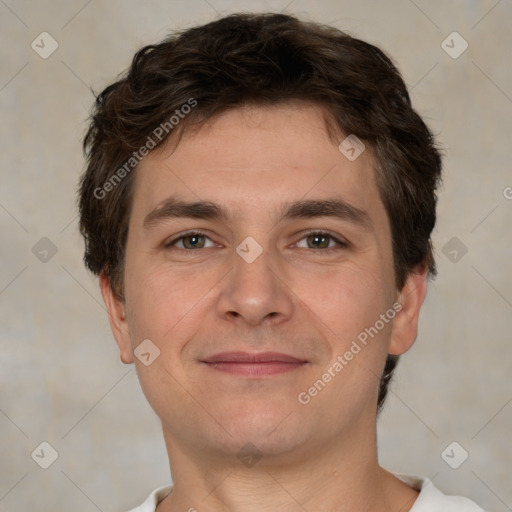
[388, 265, 428, 356]
[99, 273, 134, 364]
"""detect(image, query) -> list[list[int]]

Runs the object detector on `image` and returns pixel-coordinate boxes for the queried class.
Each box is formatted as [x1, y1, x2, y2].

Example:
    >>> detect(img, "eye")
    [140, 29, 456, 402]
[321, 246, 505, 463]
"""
[164, 231, 215, 250]
[295, 230, 347, 252]
[164, 230, 348, 252]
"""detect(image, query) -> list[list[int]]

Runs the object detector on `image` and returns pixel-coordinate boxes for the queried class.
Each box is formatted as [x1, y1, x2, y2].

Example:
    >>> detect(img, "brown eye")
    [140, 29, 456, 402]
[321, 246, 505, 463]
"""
[165, 231, 214, 249]
[306, 234, 330, 249]
[296, 231, 346, 251]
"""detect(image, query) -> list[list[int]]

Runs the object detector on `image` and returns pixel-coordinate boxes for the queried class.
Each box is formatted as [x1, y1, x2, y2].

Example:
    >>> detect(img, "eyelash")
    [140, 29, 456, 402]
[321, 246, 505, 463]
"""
[164, 229, 348, 253]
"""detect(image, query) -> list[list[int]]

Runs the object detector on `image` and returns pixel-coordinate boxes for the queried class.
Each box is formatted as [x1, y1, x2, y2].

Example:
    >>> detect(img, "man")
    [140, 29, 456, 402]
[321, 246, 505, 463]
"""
[78, 12, 484, 512]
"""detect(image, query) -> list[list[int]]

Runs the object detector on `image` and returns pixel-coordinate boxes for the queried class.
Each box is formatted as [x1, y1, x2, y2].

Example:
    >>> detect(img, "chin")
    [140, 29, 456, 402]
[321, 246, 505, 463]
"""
[217, 407, 310, 457]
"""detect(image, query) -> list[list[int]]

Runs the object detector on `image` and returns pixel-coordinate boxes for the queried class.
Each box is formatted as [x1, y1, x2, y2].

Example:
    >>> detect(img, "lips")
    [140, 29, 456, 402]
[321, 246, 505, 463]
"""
[201, 351, 307, 364]
[200, 351, 308, 377]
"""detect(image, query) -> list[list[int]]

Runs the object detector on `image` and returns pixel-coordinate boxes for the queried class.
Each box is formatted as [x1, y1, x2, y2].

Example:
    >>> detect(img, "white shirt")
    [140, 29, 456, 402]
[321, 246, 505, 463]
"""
[125, 472, 485, 511]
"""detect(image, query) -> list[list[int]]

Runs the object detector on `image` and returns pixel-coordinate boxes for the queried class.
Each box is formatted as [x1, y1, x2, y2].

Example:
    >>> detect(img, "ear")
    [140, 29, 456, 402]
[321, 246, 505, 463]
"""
[99, 272, 134, 364]
[388, 265, 428, 356]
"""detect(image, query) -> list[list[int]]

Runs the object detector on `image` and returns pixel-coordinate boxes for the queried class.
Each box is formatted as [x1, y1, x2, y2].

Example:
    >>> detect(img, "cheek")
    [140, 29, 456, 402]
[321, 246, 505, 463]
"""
[298, 262, 394, 402]
[123, 259, 216, 349]
[122, 263, 212, 416]
[297, 262, 392, 339]
[298, 266, 393, 409]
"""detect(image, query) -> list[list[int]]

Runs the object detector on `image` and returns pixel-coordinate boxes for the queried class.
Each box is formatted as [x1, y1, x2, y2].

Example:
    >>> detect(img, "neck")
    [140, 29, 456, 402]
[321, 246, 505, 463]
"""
[156, 420, 419, 512]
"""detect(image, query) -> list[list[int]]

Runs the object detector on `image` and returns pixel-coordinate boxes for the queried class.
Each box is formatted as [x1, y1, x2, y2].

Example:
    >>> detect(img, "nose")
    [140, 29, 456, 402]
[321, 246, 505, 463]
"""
[215, 238, 294, 327]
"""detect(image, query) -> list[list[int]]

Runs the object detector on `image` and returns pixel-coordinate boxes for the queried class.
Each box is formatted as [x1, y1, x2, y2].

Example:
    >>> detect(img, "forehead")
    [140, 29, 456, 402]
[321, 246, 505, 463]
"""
[131, 102, 386, 228]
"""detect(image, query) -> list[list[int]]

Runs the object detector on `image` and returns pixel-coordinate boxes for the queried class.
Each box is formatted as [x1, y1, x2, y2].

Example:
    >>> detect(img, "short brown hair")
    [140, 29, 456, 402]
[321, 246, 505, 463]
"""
[78, 12, 442, 413]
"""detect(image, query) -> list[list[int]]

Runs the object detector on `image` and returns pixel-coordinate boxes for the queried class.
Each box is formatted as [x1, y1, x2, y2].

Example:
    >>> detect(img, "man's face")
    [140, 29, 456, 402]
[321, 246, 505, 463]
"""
[104, 102, 420, 463]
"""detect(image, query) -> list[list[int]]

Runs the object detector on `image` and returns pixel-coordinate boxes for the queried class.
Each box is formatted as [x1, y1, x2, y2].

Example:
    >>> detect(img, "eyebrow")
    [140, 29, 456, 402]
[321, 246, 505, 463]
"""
[143, 197, 373, 231]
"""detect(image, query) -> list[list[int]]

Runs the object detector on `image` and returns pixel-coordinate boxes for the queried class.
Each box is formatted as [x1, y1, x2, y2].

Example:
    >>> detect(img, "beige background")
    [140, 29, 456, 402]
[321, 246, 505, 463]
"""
[1, 0, 511, 511]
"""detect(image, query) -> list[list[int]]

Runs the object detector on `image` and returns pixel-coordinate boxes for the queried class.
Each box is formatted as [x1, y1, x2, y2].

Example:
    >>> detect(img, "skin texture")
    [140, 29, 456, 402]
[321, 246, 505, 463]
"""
[100, 101, 427, 512]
